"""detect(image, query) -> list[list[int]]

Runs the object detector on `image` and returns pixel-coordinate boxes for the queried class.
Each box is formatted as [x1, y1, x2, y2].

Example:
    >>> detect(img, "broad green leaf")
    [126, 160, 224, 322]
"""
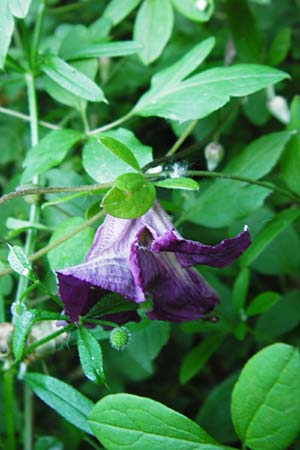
[13, 309, 35, 361]
[172, 0, 214, 22]
[268, 27, 291, 66]
[88, 393, 223, 450]
[78, 327, 105, 384]
[182, 131, 292, 227]
[9, 0, 32, 18]
[155, 177, 199, 190]
[231, 343, 300, 450]
[197, 374, 238, 444]
[7, 244, 32, 277]
[231, 268, 250, 312]
[103, 0, 142, 25]
[280, 96, 300, 194]
[135, 64, 288, 122]
[226, 0, 262, 62]
[240, 208, 300, 267]
[47, 217, 94, 270]
[102, 173, 156, 218]
[24, 372, 93, 434]
[42, 55, 106, 102]
[246, 291, 280, 316]
[21, 129, 82, 184]
[100, 136, 141, 171]
[83, 128, 152, 183]
[65, 41, 142, 61]
[0, 0, 14, 69]
[180, 333, 225, 384]
[134, 0, 174, 65]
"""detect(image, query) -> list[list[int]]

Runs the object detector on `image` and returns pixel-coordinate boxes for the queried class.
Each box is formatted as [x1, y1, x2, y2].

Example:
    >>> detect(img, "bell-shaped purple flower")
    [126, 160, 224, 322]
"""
[56, 202, 251, 324]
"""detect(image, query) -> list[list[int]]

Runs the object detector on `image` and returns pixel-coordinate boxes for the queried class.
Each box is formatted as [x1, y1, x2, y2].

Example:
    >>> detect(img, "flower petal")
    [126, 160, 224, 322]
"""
[151, 227, 251, 268]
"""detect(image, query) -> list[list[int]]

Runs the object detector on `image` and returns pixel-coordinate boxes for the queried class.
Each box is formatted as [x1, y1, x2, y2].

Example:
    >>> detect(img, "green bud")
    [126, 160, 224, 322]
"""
[109, 327, 131, 351]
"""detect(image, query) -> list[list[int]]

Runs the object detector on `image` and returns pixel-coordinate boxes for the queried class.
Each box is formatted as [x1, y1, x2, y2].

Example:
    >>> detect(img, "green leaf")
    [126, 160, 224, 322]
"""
[246, 291, 280, 316]
[226, 0, 262, 62]
[83, 128, 152, 183]
[180, 333, 225, 384]
[134, 0, 174, 65]
[13, 309, 35, 361]
[0, 0, 14, 69]
[135, 63, 288, 122]
[155, 177, 199, 190]
[9, 0, 32, 18]
[183, 131, 292, 228]
[65, 41, 142, 61]
[102, 173, 156, 219]
[42, 55, 106, 102]
[268, 27, 291, 66]
[231, 268, 250, 312]
[100, 136, 141, 171]
[231, 343, 300, 450]
[103, 0, 142, 25]
[88, 393, 222, 450]
[24, 372, 93, 434]
[172, 0, 214, 22]
[21, 129, 82, 184]
[78, 326, 105, 384]
[240, 208, 300, 267]
[47, 217, 94, 270]
[7, 244, 32, 277]
[280, 96, 300, 194]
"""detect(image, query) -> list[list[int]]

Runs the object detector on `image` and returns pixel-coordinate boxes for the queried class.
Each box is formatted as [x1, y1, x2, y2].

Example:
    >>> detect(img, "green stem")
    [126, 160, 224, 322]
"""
[88, 111, 134, 135]
[166, 119, 198, 157]
[0, 106, 60, 130]
[4, 368, 16, 450]
[30, 0, 46, 71]
[81, 107, 90, 134]
[24, 384, 33, 450]
[24, 323, 74, 357]
[0, 294, 5, 322]
[0, 209, 105, 278]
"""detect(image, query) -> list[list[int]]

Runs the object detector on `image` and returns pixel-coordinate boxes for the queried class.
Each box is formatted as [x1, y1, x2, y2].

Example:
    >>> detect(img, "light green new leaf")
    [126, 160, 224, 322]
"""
[0, 0, 14, 69]
[103, 0, 142, 26]
[102, 173, 156, 218]
[246, 291, 280, 316]
[24, 372, 94, 434]
[42, 55, 106, 102]
[231, 343, 300, 450]
[134, 0, 174, 65]
[83, 128, 152, 183]
[78, 327, 105, 384]
[240, 208, 300, 267]
[172, 0, 214, 22]
[88, 393, 226, 450]
[155, 177, 199, 190]
[22, 129, 82, 183]
[65, 41, 142, 61]
[9, 0, 32, 18]
[100, 136, 141, 171]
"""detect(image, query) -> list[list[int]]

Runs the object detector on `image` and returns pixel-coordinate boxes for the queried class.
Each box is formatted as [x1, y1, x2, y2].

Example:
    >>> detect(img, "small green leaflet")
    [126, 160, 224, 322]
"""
[64, 41, 142, 61]
[100, 136, 141, 171]
[42, 55, 106, 102]
[8, 244, 32, 277]
[0, 0, 14, 69]
[9, 0, 32, 18]
[246, 291, 280, 316]
[155, 177, 199, 190]
[103, 0, 142, 26]
[78, 327, 106, 384]
[102, 173, 156, 219]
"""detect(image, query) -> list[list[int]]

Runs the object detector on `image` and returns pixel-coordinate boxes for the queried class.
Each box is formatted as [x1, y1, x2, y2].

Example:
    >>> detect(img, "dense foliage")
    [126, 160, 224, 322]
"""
[1, 1, 300, 449]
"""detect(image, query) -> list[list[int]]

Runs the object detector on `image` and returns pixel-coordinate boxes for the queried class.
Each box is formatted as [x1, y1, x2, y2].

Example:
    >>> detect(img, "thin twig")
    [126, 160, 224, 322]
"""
[0, 106, 60, 130]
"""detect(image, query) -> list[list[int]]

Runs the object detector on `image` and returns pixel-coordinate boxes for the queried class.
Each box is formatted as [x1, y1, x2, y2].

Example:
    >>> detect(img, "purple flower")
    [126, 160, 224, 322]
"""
[56, 202, 251, 324]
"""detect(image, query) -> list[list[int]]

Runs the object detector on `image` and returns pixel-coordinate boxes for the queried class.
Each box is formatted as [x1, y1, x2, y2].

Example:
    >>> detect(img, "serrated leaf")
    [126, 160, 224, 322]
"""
[0, 0, 14, 69]
[8, 244, 32, 277]
[100, 136, 141, 171]
[21, 129, 82, 184]
[134, 0, 174, 65]
[246, 291, 280, 316]
[88, 393, 224, 450]
[78, 327, 105, 384]
[24, 372, 93, 434]
[65, 41, 142, 61]
[102, 173, 156, 218]
[155, 177, 199, 190]
[42, 55, 106, 102]
[9, 0, 32, 18]
[103, 0, 142, 25]
[231, 343, 300, 450]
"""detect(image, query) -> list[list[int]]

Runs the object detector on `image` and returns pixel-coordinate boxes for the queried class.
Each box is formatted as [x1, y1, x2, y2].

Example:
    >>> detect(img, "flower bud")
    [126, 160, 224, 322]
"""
[267, 95, 290, 124]
[204, 142, 224, 171]
[109, 327, 131, 351]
